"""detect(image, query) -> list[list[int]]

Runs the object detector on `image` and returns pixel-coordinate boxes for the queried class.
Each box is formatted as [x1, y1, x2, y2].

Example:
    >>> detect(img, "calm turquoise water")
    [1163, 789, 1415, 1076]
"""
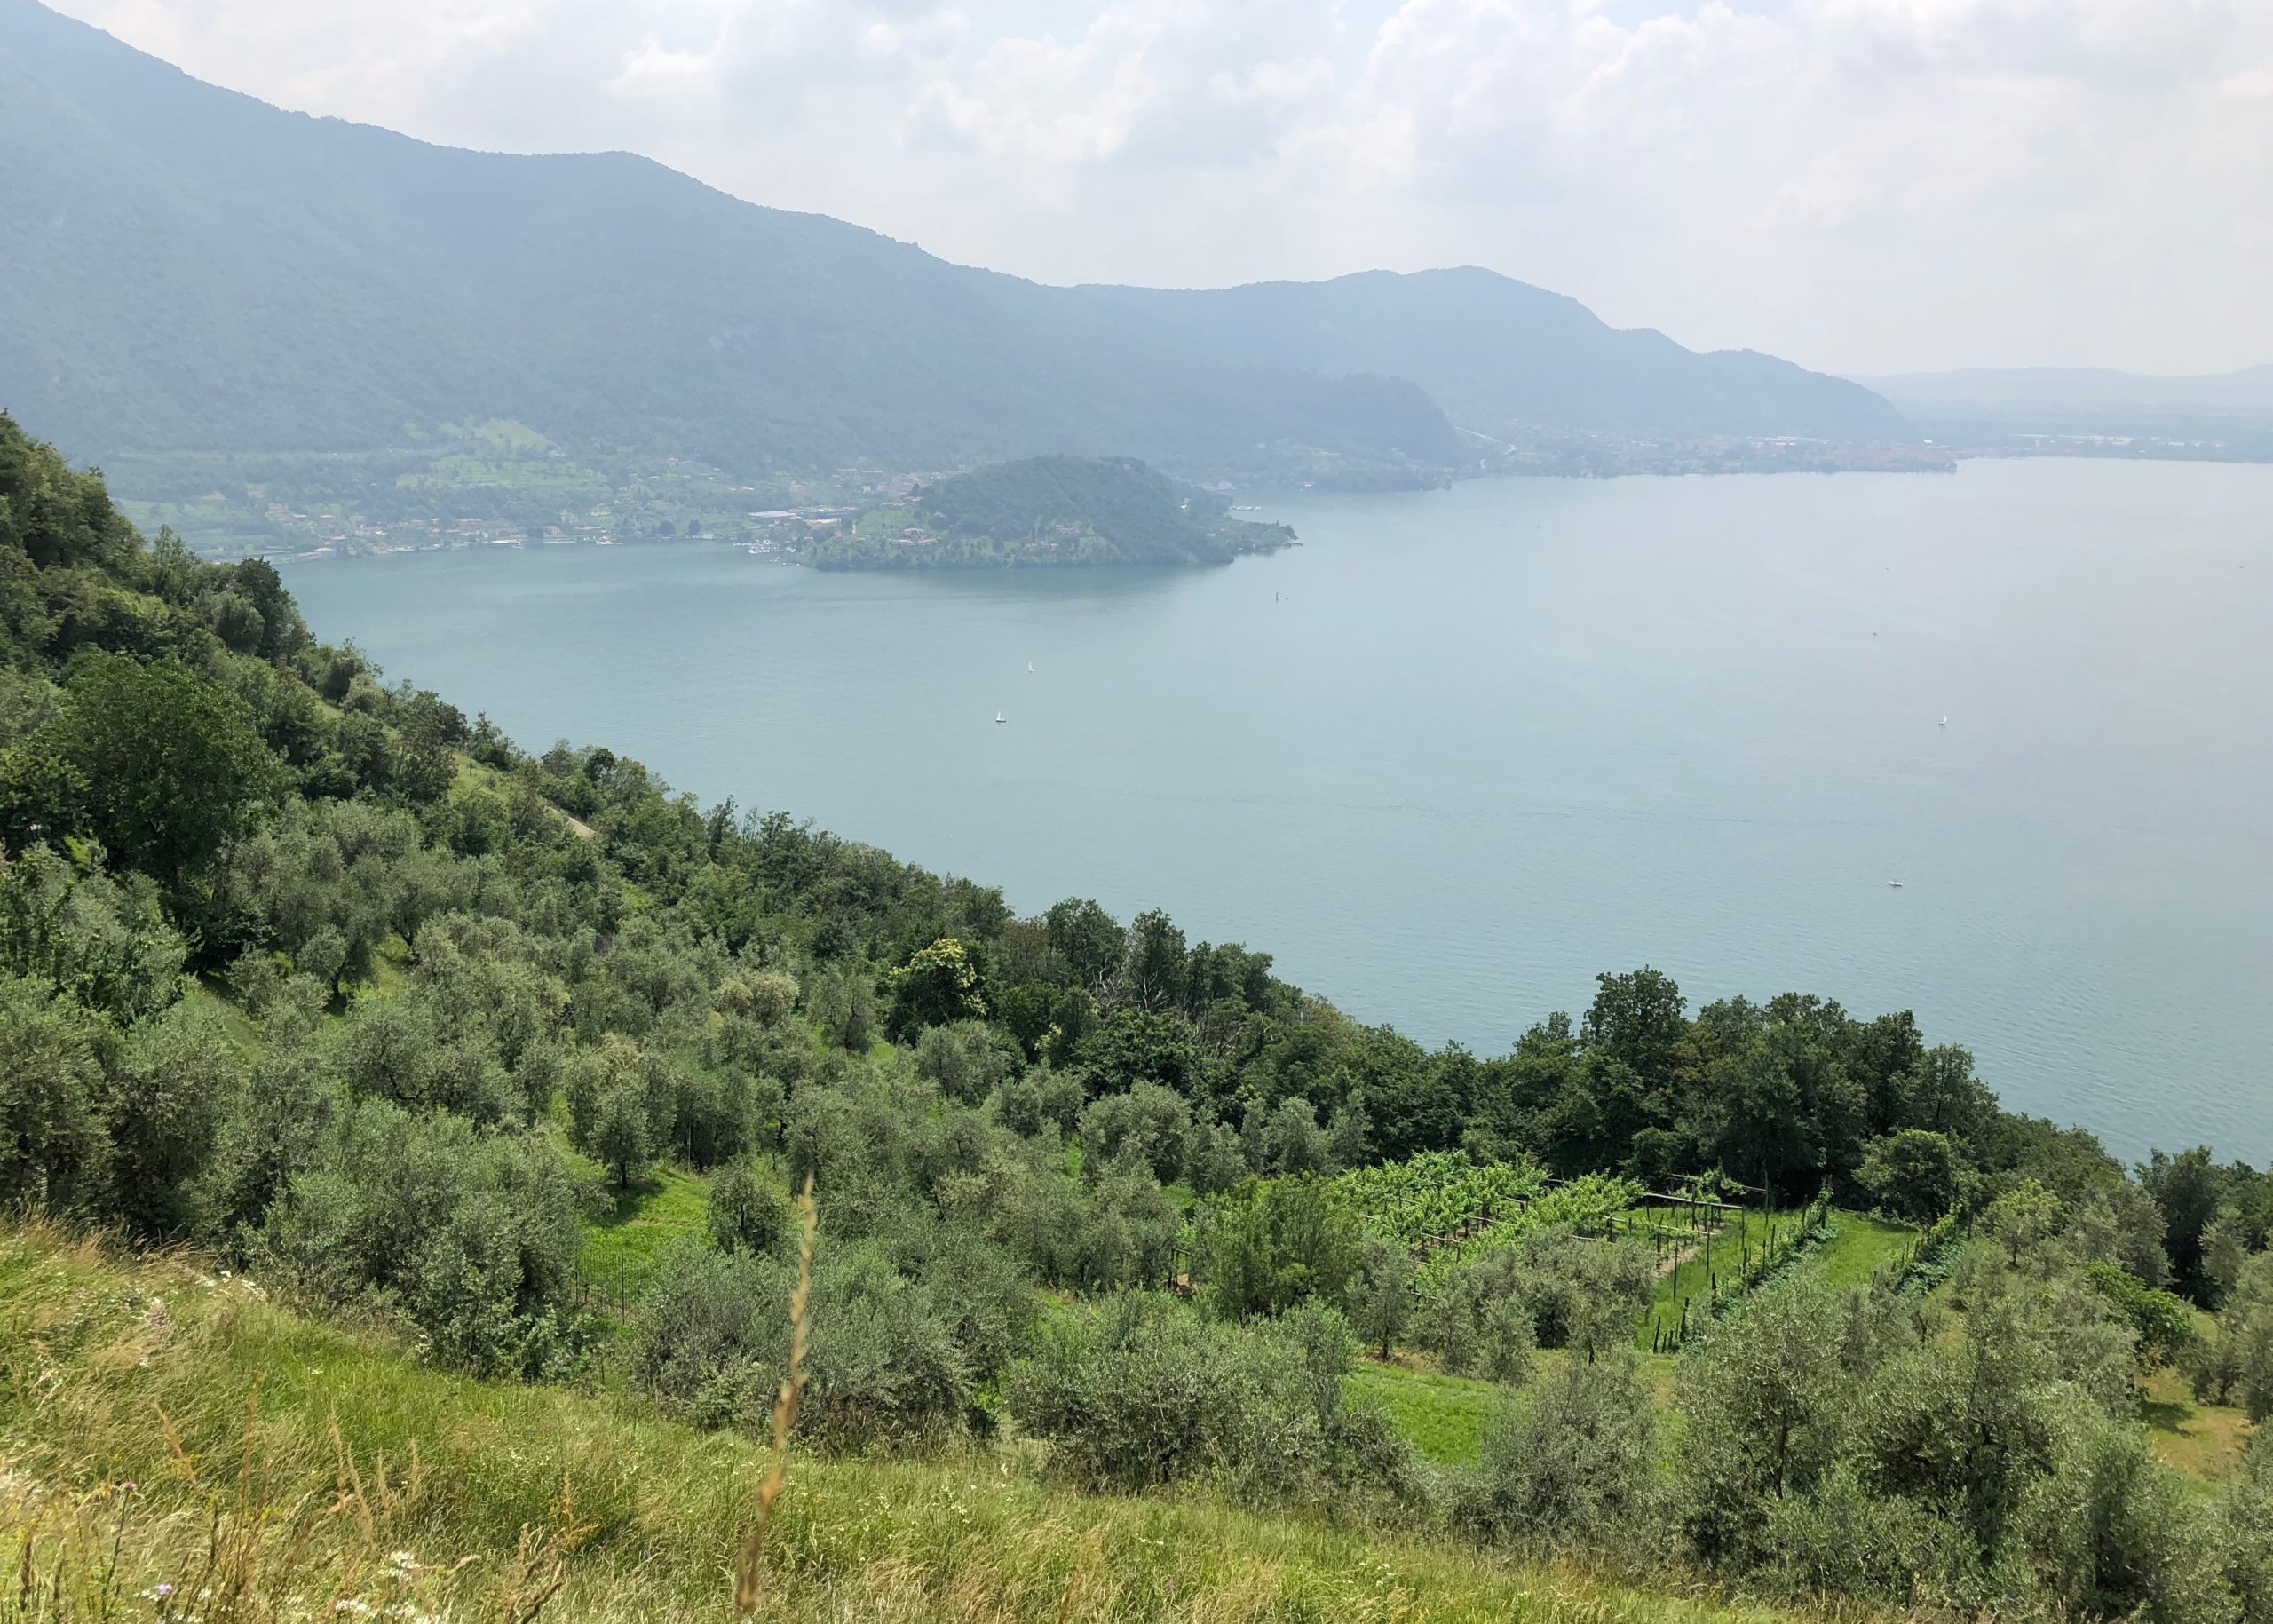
[288, 460, 2273, 1163]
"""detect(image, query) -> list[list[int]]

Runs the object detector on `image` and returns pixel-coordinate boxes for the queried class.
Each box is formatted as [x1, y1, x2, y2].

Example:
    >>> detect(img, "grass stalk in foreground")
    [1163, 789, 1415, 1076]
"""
[734, 1174, 814, 1616]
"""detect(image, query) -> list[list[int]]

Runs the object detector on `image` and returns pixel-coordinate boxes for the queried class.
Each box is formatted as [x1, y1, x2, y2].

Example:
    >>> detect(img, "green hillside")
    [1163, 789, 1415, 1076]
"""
[812, 456, 1295, 568]
[0, 1220, 1822, 1624]
[2, 413, 2269, 1624]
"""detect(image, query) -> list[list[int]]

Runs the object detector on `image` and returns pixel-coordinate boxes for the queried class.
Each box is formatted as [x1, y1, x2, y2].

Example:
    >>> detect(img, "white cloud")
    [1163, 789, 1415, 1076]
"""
[38, 0, 2273, 372]
[608, 36, 721, 100]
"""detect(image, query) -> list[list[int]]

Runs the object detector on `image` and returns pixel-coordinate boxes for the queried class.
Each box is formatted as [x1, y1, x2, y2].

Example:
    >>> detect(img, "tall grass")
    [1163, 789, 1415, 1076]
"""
[0, 1222, 1828, 1624]
[733, 1176, 814, 1617]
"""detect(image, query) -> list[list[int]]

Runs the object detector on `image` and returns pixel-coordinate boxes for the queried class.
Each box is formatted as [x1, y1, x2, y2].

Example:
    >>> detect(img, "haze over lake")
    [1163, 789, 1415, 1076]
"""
[289, 459, 2273, 1163]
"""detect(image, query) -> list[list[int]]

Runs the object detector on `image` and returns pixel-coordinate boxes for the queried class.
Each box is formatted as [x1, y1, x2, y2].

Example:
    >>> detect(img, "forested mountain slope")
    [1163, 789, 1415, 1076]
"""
[0, 0, 1453, 476]
[0, 0, 1905, 479]
[3, 413, 2269, 1622]
[1083, 269, 1909, 441]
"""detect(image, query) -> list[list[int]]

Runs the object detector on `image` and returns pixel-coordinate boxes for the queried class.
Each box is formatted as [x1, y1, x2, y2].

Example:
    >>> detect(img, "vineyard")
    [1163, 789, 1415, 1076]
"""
[1413, 1173, 1645, 1301]
[1330, 1151, 1552, 1247]
[1638, 1192, 1834, 1351]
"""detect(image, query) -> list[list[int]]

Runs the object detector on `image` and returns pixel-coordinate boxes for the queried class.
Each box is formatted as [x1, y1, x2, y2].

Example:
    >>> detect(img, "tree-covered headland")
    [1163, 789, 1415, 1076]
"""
[3, 411, 2271, 1622]
[810, 456, 1295, 568]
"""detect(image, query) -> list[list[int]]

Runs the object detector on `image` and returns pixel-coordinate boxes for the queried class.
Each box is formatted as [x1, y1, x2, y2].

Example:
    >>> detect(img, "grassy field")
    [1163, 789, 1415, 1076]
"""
[579, 1164, 714, 1304]
[1802, 1214, 1915, 1293]
[1347, 1360, 1504, 1467]
[0, 1223, 1831, 1624]
[2139, 1364, 2254, 1485]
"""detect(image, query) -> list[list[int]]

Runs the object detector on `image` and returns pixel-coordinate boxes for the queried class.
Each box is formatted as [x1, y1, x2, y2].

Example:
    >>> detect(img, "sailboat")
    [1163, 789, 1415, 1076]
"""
[1938, 716, 1948, 728]
[1026, 662, 1034, 674]
[994, 710, 1007, 725]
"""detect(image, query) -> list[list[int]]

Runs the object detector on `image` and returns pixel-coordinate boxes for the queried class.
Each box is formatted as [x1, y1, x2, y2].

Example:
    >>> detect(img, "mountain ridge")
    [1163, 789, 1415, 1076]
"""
[1, 0, 1907, 476]
[1081, 267, 1909, 442]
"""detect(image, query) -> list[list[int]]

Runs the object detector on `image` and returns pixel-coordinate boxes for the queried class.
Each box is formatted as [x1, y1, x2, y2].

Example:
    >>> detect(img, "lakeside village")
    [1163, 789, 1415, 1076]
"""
[130, 424, 1962, 564]
[254, 467, 954, 564]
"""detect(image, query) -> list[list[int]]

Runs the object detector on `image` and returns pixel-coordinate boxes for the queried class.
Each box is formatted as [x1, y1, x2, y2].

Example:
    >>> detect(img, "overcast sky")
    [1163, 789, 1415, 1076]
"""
[46, 0, 2273, 376]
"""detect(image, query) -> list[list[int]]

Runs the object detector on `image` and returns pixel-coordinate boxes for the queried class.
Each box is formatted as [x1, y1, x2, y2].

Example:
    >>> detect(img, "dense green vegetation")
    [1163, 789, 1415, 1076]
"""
[3, 1224, 1861, 1624]
[4, 412, 2272, 1620]
[811, 456, 1294, 569]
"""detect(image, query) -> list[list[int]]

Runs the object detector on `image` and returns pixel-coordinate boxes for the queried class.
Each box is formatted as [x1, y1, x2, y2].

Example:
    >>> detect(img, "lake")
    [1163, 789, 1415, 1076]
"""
[287, 459, 2273, 1163]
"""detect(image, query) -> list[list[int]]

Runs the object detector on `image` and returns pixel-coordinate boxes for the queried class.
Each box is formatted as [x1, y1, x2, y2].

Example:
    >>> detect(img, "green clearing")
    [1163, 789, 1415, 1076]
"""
[1804, 1212, 1917, 1291]
[580, 1164, 713, 1303]
[1347, 1359, 1505, 1467]
[2138, 1363, 2255, 1485]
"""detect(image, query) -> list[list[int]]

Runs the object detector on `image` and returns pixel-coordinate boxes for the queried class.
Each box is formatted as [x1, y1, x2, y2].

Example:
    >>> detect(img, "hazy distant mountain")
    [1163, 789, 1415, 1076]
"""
[1086, 271, 1908, 442]
[0, 0, 1905, 476]
[1862, 366, 2273, 430]
[0, 0, 1458, 477]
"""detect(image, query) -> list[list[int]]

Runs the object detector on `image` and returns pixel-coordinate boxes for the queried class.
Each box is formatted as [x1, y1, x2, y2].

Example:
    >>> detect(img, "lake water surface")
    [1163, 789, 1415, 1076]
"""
[289, 459, 2273, 1162]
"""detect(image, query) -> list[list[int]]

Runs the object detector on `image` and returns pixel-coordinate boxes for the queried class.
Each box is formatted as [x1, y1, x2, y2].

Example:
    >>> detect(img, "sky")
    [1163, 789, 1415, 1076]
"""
[44, 0, 2273, 377]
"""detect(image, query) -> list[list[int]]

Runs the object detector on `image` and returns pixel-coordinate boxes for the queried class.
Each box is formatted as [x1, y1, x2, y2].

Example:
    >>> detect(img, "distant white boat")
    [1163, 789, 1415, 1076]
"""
[994, 711, 1007, 725]
[1888, 879, 1905, 888]
[1026, 661, 1034, 673]
[1938, 716, 1948, 727]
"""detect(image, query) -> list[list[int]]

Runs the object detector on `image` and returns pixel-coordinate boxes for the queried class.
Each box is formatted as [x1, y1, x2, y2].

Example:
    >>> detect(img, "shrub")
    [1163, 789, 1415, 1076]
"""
[1007, 1293, 1338, 1499]
[1079, 1081, 1190, 1180]
[995, 1066, 1081, 1138]
[1198, 1175, 1364, 1319]
[1462, 1352, 1657, 1547]
[709, 1156, 788, 1256]
[635, 1238, 977, 1447]
[913, 1019, 1015, 1105]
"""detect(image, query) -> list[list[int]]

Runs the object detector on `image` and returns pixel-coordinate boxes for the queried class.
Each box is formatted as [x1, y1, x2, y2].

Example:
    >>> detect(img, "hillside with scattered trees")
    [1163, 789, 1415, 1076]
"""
[3, 411, 2270, 1621]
